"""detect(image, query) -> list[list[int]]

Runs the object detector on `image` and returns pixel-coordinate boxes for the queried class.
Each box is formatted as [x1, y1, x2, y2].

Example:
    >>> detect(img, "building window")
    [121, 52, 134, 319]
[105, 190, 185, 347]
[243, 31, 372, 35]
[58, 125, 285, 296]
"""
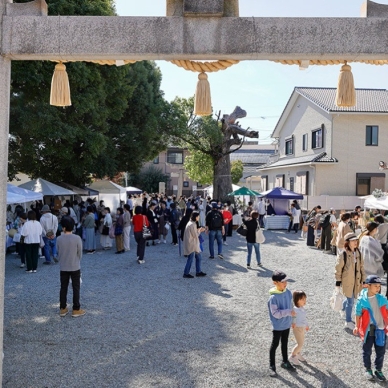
[275, 174, 285, 187]
[289, 177, 294, 191]
[312, 128, 323, 149]
[153, 156, 159, 164]
[167, 151, 183, 164]
[296, 171, 309, 195]
[197, 182, 202, 188]
[183, 181, 189, 188]
[285, 138, 293, 155]
[366, 126, 378, 146]
[261, 175, 268, 191]
[302, 134, 308, 152]
[356, 173, 385, 196]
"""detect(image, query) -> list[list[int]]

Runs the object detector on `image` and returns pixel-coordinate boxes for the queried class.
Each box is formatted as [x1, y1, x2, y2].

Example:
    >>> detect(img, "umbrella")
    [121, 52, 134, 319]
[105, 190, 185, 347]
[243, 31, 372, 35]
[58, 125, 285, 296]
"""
[228, 186, 261, 196]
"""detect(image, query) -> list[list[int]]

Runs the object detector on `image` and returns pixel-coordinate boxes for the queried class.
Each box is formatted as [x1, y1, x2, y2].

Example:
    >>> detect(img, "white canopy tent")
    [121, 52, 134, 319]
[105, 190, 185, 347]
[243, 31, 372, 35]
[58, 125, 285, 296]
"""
[18, 178, 75, 196]
[362, 195, 388, 210]
[88, 180, 126, 211]
[7, 183, 43, 203]
[125, 186, 142, 194]
[203, 184, 241, 199]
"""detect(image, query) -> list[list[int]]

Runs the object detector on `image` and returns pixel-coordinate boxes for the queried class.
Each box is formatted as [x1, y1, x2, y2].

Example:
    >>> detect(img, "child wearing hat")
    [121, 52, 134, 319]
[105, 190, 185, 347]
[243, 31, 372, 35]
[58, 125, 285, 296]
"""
[268, 270, 296, 377]
[354, 275, 388, 382]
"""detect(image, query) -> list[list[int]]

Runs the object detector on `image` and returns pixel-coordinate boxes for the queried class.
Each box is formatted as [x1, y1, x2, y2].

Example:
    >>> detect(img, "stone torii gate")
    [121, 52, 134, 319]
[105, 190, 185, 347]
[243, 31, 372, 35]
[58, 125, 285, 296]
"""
[0, 0, 387, 381]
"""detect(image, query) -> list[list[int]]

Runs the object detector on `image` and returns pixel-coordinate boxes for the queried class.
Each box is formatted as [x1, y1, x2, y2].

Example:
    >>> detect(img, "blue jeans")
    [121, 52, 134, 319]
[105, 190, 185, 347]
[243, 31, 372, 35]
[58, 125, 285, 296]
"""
[247, 242, 261, 265]
[363, 332, 386, 370]
[184, 252, 202, 275]
[43, 236, 57, 262]
[342, 295, 354, 323]
[209, 230, 222, 257]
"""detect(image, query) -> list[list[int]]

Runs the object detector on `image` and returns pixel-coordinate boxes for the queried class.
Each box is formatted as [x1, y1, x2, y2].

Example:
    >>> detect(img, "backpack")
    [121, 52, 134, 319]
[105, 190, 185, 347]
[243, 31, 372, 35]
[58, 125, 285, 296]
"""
[210, 210, 223, 230]
[319, 213, 331, 229]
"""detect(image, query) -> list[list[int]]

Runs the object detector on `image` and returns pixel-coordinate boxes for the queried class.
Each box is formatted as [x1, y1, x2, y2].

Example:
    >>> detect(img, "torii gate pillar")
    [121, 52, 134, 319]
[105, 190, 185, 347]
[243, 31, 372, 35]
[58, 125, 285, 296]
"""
[0, 0, 11, 384]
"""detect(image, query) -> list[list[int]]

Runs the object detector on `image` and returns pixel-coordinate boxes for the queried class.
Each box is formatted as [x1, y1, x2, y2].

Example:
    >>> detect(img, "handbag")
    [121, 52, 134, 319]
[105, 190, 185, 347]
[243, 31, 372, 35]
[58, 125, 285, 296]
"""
[329, 288, 345, 312]
[114, 224, 123, 236]
[102, 225, 110, 236]
[8, 228, 17, 238]
[164, 223, 170, 231]
[255, 225, 265, 244]
[142, 216, 153, 239]
[236, 223, 247, 237]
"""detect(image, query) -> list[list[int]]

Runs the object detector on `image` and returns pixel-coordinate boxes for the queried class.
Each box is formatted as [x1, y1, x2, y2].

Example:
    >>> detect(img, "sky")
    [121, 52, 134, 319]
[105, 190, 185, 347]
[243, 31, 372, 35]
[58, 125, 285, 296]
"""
[114, 0, 388, 143]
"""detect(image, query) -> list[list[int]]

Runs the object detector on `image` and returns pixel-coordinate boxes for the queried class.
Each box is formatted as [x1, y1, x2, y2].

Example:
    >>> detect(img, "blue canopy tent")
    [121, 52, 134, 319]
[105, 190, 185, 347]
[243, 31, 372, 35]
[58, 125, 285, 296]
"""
[258, 187, 303, 215]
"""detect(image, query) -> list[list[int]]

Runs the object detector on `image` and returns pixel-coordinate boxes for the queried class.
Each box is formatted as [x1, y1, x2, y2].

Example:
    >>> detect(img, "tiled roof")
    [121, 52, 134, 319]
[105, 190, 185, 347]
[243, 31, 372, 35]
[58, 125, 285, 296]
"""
[296, 87, 388, 113]
[258, 152, 338, 170]
[230, 152, 273, 165]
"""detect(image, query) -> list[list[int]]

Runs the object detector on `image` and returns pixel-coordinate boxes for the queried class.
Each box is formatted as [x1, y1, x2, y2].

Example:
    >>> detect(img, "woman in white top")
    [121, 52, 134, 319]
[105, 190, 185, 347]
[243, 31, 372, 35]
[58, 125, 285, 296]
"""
[374, 214, 388, 297]
[21, 210, 43, 273]
[100, 207, 113, 250]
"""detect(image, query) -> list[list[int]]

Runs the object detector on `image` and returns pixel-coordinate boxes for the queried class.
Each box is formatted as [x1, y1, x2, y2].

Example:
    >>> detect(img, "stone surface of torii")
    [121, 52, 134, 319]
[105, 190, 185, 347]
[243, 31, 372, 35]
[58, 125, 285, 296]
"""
[0, 0, 387, 384]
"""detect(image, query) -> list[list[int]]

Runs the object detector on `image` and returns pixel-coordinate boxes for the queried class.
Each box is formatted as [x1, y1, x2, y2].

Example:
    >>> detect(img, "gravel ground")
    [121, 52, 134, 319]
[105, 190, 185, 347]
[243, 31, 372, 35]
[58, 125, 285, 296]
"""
[2, 229, 385, 387]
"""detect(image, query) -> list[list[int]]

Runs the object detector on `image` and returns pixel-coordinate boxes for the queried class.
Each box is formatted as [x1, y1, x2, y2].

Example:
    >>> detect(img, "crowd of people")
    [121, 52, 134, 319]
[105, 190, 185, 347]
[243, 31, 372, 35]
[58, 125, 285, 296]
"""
[268, 203, 388, 381]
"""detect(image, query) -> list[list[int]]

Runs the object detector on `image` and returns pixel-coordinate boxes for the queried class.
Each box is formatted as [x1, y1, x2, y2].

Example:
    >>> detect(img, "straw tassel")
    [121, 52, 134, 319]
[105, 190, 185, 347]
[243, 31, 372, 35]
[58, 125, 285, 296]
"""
[335, 62, 356, 107]
[50, 62, 71, 107]
[194, 72, 212, 116]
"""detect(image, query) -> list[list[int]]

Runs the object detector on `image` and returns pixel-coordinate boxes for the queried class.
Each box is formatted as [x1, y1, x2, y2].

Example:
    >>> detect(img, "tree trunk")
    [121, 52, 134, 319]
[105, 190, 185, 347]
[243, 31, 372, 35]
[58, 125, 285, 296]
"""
[213, 153, 232, 201]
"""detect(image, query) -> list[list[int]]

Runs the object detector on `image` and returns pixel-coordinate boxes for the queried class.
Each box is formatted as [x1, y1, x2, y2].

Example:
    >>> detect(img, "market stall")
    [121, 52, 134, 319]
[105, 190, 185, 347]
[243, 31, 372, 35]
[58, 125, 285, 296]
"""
[88, 180, 126, 211]
[258, 187, 303, 230]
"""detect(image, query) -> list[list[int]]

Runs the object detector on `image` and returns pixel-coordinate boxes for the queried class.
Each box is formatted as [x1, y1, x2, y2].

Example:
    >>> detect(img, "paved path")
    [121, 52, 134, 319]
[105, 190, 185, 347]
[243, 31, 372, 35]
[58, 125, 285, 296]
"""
[2, 230, 382, 387]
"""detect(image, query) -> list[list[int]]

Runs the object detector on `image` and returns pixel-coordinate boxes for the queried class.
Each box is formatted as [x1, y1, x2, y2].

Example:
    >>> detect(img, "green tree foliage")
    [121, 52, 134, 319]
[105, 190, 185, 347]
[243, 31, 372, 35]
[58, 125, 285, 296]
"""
[9, 0, 168, 186]
[129, 165, 169, 193]
[231, 160, 244, 184]
[184, 150, 213, 185]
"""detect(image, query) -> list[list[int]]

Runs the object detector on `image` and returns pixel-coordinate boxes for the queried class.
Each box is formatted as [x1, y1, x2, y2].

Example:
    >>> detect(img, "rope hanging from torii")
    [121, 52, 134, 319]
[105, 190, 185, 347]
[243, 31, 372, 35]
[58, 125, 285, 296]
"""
[50, 57, 382, 113]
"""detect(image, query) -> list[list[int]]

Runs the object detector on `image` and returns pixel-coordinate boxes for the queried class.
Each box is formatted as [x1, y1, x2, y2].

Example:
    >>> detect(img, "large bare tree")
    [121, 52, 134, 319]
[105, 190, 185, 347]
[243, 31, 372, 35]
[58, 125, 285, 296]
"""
[163, 98, 258, 201]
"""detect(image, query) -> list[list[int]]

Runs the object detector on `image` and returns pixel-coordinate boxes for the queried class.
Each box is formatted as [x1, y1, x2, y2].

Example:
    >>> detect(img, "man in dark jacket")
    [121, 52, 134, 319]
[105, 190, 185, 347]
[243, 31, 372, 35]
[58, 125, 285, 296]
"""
[205, 203, 225, 259]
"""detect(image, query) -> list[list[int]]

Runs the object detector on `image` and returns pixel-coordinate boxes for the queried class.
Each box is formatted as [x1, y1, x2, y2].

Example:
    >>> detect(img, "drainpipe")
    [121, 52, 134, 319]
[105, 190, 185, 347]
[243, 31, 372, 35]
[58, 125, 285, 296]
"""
[309, 163, 316, 197]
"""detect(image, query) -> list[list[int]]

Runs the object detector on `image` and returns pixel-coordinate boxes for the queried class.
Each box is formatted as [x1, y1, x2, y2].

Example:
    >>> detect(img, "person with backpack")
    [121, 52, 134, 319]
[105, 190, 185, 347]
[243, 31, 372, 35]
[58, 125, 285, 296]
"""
[335, 232, 366, 330]
[319, 211, 332, 253]
[205, 202, 225, 259]
[169, 203, 179, 246]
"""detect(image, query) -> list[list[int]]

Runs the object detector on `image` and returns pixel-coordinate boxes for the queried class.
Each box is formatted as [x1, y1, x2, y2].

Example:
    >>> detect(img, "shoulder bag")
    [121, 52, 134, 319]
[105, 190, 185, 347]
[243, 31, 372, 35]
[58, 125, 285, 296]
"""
[236, 223, 248, 237]
[255, 223, 265, 244]
[142, 216, 153, 239]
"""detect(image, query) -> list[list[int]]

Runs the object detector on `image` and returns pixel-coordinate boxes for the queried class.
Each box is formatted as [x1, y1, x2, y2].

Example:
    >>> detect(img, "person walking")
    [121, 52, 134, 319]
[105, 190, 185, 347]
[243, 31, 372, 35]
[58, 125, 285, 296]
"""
[40, 204, 58, 265]
[57, 216, 85, 318]
[82, 206, 96, 254]
[169, 203, 179, 246]
[100, 207, 113, 250]
[114, 207, 125, 254]
[335, 212, 352, 254]
[123, 204, 131, 252]
[268, 270, 296, 377]
[132, 205, 149, 264]
[183, 211, 206, 278]
[205, 203, 225, 260]
[242, 210, 262, 268]
[359, 222, 385, 278]
[305, 206, 321, 247]
[335, 232, 366, 330]
[21, 210, 43, 273]
[353, 275, 388, 382]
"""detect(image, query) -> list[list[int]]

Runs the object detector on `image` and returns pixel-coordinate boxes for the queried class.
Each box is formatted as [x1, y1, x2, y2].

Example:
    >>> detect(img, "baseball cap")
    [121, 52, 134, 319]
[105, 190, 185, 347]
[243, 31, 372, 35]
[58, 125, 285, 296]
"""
[344, 232, 358, 241]
[60, 207, 69, 214]
[272, 270, 288, 282]
[211, 202, 218, 208]
[365, 275, 382, 284]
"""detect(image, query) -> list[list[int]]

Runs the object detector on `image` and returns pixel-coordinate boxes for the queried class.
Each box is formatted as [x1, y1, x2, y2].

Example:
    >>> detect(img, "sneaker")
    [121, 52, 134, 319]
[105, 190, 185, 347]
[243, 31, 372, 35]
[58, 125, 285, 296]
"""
[72, 309, 86, 318]
[296, 354, 306, 362]
[25, 270, 32, 273]
[269, 366, 277, 377]
[137, 259, 145, 264]
[247, 264, 251, 268]
[257, 263, 263, 267]
[365, 369, 374, 381]
[32, 270, 37, 273]
[60, 307, 69, 317]
[163, 240, 166, 244]
[209, 256, 215, 259]
[196, 272, 207, 277]
[223, 242, 228, 245]
[289, 355, 300, 366]
[183, 274, 194, 278]
[42, 261, 51, 265]
[345, 321, 355, 330]
[281, 361, 296, 371]
[53, 257, 59, 263]
[87, 250, 95, 254]
[20, 263, 25, 268]
[218, 254, 224, 260]
[340, 310, 345, 319]
[375, 370, 386, 382]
